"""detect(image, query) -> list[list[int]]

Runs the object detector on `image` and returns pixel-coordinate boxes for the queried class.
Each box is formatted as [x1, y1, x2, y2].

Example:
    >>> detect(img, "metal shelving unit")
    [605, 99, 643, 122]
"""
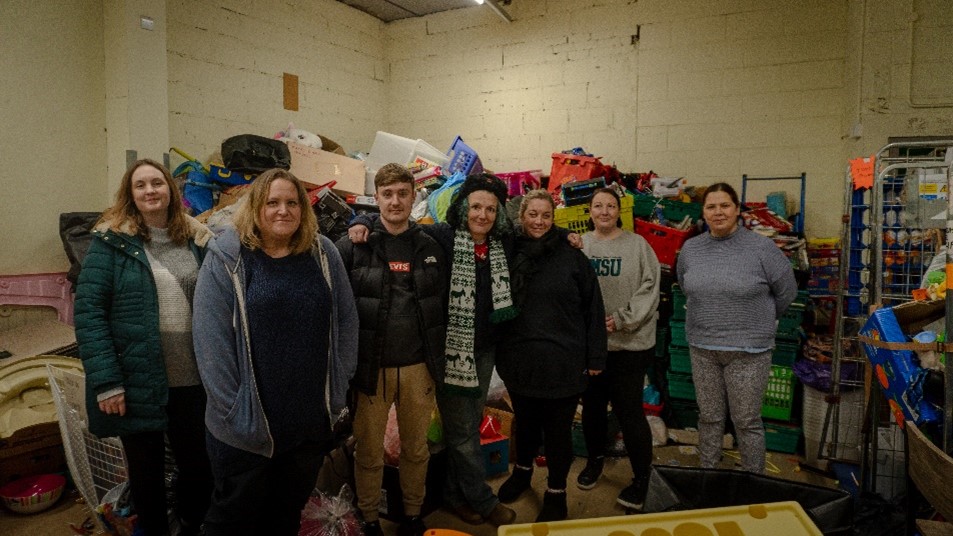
[825, 140, 953, 501]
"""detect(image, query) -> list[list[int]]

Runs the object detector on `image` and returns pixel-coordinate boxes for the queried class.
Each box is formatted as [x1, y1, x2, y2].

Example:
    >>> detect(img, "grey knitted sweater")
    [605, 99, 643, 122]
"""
[144, 227, 201, 387]
[676, 227, 797, 350]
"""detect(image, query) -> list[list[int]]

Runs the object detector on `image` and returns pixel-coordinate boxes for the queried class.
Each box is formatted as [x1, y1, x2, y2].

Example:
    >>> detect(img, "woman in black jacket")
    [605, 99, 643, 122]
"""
[495, 189, 608, 522]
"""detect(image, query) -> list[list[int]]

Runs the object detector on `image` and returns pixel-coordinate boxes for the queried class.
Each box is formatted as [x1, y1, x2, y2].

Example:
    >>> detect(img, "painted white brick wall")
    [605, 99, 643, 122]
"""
[7, 0, 953, 277]
[0, 1, 107, 275]
[385, 0, 854, 237]
[166, 0, 386, 160]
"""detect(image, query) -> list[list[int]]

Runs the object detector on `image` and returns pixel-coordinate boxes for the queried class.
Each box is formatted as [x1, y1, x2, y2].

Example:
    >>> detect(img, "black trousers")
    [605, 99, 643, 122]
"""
[581, 349, 654, 483]
[510, 392, 578, 490]
[204, 435, 324, 536]
[119, 385, 213, 536]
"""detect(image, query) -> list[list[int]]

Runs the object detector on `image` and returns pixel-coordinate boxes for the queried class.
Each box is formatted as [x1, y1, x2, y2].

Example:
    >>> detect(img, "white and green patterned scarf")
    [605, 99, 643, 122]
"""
[444, 229, 517, 396]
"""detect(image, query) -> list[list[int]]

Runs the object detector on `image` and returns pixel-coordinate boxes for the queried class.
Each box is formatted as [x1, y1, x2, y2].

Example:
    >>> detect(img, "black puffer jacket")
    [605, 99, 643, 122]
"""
[497, 228, 607, 399]
[335, 221, 448, 395]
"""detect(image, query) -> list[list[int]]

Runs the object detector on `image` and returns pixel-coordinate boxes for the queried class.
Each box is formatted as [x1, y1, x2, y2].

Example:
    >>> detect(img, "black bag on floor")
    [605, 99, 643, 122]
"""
[221, 134, 291, 173]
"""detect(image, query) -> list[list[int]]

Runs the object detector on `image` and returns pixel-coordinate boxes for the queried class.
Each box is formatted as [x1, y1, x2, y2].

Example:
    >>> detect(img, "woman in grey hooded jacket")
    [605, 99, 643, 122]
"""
[193, 169, 358, 536]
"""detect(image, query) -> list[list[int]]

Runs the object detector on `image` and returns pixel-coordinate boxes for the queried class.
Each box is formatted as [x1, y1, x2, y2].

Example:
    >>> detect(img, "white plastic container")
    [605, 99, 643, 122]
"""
[365, 131, 449, 172]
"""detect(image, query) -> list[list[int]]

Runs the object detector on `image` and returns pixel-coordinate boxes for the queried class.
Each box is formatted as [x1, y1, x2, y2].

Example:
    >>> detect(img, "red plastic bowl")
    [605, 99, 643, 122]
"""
[0, 474, 66, 514]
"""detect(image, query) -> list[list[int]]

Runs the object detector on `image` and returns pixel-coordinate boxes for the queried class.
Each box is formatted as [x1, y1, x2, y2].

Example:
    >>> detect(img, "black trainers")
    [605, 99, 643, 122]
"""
[396, 515, 427, 536]
[535, 490, 568, 522]
[362, 520, 383, 536]
[576, 457, 604, 490]
[616, 481, 647, 510]
[498, 466, 533, 503]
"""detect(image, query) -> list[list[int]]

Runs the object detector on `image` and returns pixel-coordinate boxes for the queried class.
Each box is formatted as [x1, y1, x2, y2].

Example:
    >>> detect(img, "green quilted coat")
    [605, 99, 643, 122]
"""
[74, 217, 210, 438]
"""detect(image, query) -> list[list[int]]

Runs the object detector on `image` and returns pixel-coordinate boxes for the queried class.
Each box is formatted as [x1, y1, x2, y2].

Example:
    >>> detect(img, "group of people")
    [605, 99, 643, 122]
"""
[74, 156, 796, 536]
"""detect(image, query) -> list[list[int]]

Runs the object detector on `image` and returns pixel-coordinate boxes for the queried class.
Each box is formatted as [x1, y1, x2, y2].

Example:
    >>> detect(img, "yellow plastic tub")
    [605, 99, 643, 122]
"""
[497, 501, 822, 536]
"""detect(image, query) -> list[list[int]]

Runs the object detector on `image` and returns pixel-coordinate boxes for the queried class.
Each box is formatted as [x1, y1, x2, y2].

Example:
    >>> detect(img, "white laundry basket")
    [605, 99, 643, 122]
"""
[46, 365, 127, 507]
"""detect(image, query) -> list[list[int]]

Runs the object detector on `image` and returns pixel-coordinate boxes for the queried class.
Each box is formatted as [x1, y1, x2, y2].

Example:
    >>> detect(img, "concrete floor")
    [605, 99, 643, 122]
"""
[0, 444, 838, 536]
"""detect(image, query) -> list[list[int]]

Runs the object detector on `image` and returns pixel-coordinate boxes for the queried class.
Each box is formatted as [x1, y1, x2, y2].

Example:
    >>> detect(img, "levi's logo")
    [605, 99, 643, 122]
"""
[389, 261, 411, 272]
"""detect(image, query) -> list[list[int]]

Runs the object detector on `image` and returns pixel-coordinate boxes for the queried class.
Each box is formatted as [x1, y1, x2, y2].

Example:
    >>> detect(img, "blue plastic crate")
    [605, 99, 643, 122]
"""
[850, 228, 869, 249]
[849, 249, 865, 268]
[445, 136, 484, 176]
[850, 206, 868, 229]
[845, 296, 863, 315]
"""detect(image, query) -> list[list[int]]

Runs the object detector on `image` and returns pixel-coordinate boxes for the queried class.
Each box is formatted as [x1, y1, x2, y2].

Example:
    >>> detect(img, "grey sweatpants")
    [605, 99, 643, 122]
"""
[689, 347, 772, 473]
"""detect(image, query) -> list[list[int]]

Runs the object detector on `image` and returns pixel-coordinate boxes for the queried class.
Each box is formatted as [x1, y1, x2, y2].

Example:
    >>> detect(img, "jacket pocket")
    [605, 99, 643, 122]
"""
[225, 382, 250, 423]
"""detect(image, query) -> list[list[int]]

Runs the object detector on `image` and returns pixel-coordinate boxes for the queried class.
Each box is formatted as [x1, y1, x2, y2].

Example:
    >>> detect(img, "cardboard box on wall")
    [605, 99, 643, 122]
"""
[286, 141, 366, 194]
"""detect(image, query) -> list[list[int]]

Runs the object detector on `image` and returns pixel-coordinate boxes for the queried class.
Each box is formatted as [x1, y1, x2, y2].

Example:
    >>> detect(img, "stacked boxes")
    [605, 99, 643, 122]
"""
[666, 285, 697, 418]
[807, 244, 841, 297]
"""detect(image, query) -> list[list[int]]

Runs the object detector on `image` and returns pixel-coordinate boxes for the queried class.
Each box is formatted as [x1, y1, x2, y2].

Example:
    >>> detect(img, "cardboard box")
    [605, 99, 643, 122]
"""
[286, 141, 366, 194]
[0, 422, 61, 457]
[0, 422, 66, 484]
[0, 444, 66, 484]
[859, 299, 944, 426]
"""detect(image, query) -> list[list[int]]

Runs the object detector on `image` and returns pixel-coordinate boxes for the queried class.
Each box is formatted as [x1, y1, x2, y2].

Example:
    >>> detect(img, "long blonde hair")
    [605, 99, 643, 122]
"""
[233, 168, 318, 255]
[99, 159, 191, 244]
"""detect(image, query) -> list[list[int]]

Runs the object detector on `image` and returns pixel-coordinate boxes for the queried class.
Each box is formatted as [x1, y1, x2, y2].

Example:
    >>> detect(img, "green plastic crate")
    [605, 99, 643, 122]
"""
[775, 325, 802, 342]
[669, 346, 692, 373]
[772, 341, 800, 367]
[632, 195, 702, 224]
[762, 365, 796, 421]
[669, 321, 688, 347]
[667, 371, 696, 401]
[671, 285, 686, 320]
[764, 421, 801, 454]
[655, 326, 670, 358]
[670, 400, 700, 429]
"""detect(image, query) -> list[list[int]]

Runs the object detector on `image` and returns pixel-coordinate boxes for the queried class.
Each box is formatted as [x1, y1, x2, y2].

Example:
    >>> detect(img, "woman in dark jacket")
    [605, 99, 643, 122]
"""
[495, 189, 607, 522]
[75, 159, 213, 536]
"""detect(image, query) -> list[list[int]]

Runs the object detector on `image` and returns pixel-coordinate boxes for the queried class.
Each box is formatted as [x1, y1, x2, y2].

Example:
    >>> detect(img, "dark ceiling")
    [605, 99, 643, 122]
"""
[336, 0, 493, 22]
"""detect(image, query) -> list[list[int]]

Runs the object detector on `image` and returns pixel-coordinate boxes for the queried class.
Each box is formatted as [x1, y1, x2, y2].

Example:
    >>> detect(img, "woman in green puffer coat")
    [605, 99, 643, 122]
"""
[75, 159, 213, 536]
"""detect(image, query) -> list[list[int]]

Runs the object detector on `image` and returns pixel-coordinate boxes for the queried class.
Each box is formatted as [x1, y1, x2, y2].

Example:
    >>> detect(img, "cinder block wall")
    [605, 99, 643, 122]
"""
[4, 0, 953, 276]
[385, 0, 850, 237]
[0, 1, 107, 276]
[166, 0, 386, 161]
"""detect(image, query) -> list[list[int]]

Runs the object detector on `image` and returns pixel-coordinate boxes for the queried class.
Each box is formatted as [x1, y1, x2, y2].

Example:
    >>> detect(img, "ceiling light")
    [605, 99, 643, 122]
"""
[484, 0, 512, 22]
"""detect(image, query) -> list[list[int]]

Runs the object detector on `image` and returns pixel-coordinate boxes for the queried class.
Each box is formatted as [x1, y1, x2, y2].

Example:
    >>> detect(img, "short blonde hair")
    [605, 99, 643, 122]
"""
[234, 168, 317, 255]
[518, 189, 556, 220]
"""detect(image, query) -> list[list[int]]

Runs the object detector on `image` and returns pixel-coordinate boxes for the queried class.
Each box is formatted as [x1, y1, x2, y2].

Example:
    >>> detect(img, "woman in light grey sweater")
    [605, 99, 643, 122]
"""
[676, 183, 797, 473]
[579, 188, 661, 509]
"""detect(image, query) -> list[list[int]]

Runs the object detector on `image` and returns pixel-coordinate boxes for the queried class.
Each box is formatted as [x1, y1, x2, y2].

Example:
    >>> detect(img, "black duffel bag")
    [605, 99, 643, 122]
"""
[221, 134, 291, 173]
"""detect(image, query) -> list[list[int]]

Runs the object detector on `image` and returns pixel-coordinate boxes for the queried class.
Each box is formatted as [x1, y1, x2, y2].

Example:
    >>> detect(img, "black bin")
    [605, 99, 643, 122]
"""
[643, 465, 853, 535]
